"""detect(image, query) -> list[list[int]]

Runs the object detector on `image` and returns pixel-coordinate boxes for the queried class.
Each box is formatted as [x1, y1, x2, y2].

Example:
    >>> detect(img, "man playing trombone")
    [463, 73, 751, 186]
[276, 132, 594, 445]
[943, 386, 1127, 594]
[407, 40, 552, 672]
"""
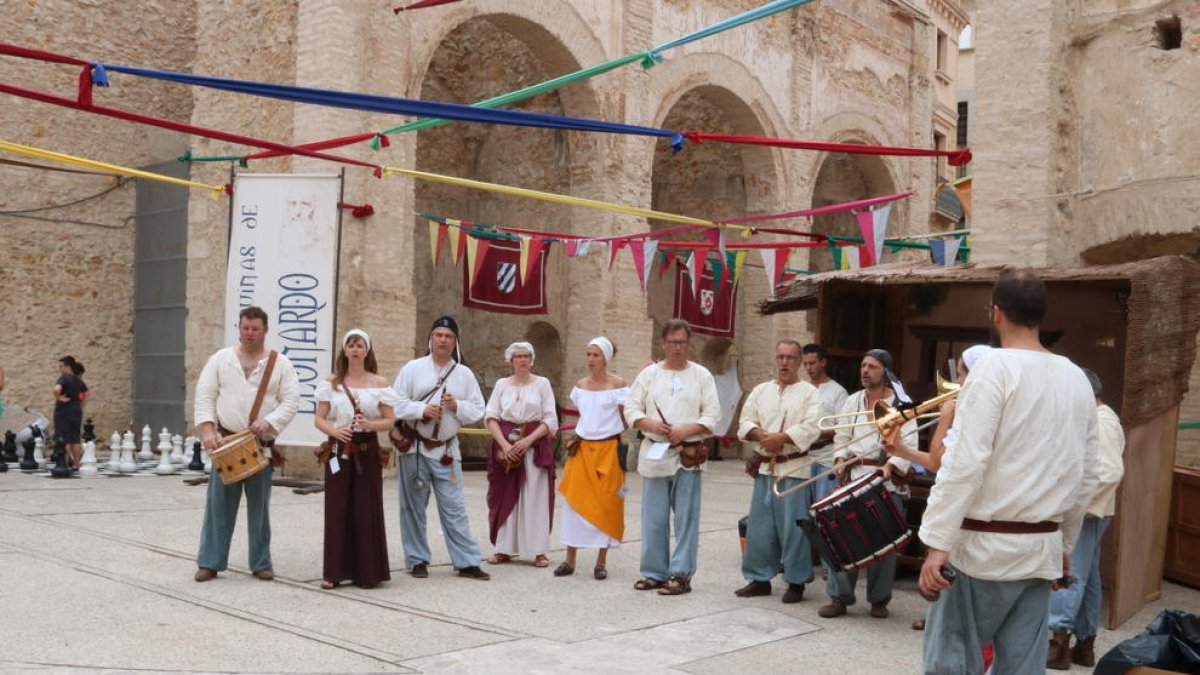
[734, 339, 823, 604]
[819, 348, 917, 619]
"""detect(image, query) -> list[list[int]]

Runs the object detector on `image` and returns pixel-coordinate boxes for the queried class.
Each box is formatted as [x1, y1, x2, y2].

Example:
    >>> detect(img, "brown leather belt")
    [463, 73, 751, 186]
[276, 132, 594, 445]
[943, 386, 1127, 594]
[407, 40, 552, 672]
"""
[808, 438, 833, 452]
[773, 450, 809, 462]
[418, 434, 446, 449]
[961, 518, 1059, 534]
[859, 457, 888, 466]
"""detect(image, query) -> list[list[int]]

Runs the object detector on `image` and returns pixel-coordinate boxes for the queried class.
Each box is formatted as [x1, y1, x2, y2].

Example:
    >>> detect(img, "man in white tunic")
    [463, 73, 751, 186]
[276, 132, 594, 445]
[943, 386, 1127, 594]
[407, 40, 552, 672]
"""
[920, 269, 1100, 675]
[1047, 368, 1125, 669]
[392, 316, 490, 580]
[194, 306, 300, 582]
[735, 339, 822, 604]
[820, 348, 917, 619]
[625, 319, 720, 596]
[801, 343, 849, 507]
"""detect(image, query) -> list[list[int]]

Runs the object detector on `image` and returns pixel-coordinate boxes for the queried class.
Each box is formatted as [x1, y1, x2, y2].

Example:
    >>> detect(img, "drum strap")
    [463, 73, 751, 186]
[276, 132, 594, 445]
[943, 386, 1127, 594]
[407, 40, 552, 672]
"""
[248, 350, 278, 425]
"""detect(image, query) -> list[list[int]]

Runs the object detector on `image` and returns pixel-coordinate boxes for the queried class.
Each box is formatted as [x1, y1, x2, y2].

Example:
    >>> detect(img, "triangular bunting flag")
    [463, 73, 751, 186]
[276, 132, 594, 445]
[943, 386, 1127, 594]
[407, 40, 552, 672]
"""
[659, 251, 676, 279]
[710, 256, 726, 295]
[703, 228, 727, 261]
[429, 221, 446, 266]
[686, 251, 701, 297]
[465, 235, 490, 289]
[759, 248, 791, 297]
[641, 240, 658, 292]
[565, 240, 578, 257]
[929, 236, 964, 266]
[519, 236, 545, 285]
[607, 239, 625, 269]
[855, 204, 891, 266]
[731, 250, 748, 287]
[576, 240, 591, 257]
[628, 240, 646, 291]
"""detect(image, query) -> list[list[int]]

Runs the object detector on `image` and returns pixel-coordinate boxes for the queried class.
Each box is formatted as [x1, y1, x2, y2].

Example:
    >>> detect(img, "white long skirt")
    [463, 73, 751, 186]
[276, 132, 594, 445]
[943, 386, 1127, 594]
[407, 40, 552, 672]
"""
[494, 450, 551, 557]
[559, 500, 621, 549]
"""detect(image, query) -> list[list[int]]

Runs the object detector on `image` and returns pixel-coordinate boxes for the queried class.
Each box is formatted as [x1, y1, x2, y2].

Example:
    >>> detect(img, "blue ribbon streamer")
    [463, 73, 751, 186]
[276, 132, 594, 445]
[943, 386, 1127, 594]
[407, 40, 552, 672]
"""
[90, 63, 109, 87]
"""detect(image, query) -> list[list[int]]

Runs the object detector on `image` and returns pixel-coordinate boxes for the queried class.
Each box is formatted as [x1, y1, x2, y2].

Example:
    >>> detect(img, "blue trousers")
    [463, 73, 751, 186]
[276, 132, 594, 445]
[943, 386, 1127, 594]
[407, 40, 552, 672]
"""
[640, 468, 702, 581]
[742, 474, 814, 585]
[825, 491, 903, 606]
[1049, 515, 1111, 638]
[923, 569, 1051, 675]
[397, 452, 482, 570]
[196, 465, 272, 572]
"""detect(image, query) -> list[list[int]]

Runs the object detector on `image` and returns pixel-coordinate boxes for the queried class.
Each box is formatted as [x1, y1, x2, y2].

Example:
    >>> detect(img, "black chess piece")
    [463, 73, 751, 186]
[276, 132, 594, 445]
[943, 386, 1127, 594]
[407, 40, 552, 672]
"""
[50, 437, 73, 478]
[0, 437, 7, 471]
[187, 440, 205, 471]
[19, 437, 38, 471]
[2, 430, 17, 462]
[83, 418, 95, 443]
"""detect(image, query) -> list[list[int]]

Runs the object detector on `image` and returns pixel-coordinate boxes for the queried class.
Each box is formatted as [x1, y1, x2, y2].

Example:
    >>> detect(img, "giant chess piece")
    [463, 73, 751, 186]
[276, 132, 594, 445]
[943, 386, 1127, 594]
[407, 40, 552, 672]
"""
[138, 424, 154, 460]
[33, 436, 47, 469]
[170, 433, 185, 465]
[107, 431, 122, 470]
[82, 418, 95, 443]
[20, 437, 38, 471]
[187, 439, 205, 472]
[79, 440, 98, 477]
[119, 429, 137, 473]
[0, 441, 7, 472]
[157, 428, 172, 460]
[154, 435, 175, 475]
[2, 430, 18, 463]
[50, 438, 73, 478]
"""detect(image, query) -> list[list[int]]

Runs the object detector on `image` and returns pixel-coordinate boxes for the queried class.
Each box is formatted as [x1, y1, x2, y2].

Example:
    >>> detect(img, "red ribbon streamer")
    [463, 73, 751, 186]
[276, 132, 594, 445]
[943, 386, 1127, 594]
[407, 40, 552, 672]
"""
[394, 0, 464, 13]
[683, 132, 972, 166]
[338, 202, 376, 218]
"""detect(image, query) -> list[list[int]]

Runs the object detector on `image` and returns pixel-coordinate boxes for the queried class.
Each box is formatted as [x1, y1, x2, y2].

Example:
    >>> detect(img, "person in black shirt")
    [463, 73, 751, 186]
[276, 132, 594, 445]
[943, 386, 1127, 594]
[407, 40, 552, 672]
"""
[53, 356, 88, 468]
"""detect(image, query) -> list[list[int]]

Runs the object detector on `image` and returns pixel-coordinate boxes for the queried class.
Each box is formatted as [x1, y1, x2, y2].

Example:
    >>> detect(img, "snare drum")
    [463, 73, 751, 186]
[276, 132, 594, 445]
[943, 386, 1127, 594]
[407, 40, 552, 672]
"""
[210, 430, 268, 485]
[809, 470, 909, 572]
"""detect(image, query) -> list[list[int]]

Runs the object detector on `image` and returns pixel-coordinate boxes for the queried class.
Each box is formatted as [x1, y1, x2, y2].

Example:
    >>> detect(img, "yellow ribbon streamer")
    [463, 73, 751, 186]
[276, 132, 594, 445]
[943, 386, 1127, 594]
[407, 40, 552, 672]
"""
[383, 165, 750, 233]
[0, 140, 226, 198]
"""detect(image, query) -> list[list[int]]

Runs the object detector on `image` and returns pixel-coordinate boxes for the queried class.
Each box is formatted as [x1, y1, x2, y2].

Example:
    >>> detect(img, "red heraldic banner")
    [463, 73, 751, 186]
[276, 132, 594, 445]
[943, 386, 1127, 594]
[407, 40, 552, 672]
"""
[462, 239, 549, 315]
[673, 261, 737, 338]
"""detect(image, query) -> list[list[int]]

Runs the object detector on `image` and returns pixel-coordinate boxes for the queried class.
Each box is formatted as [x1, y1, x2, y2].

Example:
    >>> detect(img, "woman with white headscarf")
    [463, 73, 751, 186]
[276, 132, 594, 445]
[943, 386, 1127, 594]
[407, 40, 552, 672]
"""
[313, 329, 397, 590]
[554, 337, 628, 580]
[485, 342, 559, 567]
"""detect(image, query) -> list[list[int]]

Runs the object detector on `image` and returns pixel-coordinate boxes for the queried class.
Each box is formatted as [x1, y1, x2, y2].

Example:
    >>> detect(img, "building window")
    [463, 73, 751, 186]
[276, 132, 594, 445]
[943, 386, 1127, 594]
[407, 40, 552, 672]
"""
[956, 101, 969, 148]
[1157, 16, 1182, 50]
[934, 131, 947, 180]
[936, 29, 948, 71]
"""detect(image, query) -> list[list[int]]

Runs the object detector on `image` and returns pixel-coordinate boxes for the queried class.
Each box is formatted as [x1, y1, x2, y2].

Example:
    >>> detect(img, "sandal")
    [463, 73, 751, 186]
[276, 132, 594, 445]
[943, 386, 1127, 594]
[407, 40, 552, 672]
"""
[320, 580, 337, 590]
[593, 565, 607, 581]
[534, 555, 550, 568]
[634, 577, 665, 591]
[657, 576, 692, 596]
[487, 554, 512, 565]
[553, 562, 575, 577]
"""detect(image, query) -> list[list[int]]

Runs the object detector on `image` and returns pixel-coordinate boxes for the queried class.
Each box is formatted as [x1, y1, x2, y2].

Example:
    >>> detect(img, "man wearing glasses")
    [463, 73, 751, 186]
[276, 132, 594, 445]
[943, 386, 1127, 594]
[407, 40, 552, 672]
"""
[735, 339, 823, 604]
[624, 319, 720, 597]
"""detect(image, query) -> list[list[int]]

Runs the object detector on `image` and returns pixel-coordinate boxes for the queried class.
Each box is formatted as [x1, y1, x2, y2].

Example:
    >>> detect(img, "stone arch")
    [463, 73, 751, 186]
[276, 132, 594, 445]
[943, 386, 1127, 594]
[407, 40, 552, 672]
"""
[525, 320, 564, 399]
[410, 8, 607, 402]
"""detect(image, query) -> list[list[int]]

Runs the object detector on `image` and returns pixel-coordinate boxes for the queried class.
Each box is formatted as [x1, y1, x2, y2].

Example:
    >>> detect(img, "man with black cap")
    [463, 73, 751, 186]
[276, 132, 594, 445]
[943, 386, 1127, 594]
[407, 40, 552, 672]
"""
[391, 316, 490, 580]
[819, 348, 917, 619]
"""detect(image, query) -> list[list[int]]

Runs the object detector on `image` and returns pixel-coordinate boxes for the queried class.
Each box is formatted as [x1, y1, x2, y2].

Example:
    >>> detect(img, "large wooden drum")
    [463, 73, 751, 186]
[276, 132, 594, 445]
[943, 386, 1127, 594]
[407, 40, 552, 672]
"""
[210, 430, 268, 485]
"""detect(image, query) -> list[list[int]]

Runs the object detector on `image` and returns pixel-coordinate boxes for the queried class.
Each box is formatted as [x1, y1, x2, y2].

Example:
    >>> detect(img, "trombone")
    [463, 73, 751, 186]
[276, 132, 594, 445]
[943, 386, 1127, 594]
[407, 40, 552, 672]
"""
[814, 373, 959, 431]
[771, 375, 961, 498]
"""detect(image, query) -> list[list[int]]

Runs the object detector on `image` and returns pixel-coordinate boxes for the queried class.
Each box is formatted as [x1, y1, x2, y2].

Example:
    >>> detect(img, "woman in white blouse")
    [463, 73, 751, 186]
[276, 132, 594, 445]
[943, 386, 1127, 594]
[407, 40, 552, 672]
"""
[484, 342, 559, 568]
[313, 329, 396, 590]
[554, 337, 627, 580]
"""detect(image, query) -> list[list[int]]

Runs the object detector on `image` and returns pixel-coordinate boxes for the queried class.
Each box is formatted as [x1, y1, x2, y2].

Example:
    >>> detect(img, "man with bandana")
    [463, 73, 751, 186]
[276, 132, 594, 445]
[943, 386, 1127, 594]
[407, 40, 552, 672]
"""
[391, 316, 490, 580]
[819, 348, 917, 619]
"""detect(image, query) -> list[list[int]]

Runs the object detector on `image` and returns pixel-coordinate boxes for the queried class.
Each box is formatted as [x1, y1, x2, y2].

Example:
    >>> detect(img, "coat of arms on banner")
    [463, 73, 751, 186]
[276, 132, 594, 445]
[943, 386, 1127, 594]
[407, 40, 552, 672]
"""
[497, 262, 517, 294]
[462, 239, 549, 315]
[673, 260, 736, 337]
[699, 289, 715, 316]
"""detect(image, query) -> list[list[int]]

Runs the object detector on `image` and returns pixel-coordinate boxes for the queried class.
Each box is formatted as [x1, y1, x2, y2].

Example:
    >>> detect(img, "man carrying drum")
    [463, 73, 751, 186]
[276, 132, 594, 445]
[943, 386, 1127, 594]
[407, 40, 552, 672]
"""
[194, 306, 300, 582]
[920, 269, 1099, 675]
[735, 339, 823, 604]
[820, 348, 917, 619]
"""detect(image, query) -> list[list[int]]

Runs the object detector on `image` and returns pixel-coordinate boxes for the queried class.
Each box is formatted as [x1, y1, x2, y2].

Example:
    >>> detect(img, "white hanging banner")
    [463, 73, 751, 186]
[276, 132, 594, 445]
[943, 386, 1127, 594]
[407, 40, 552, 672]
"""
[225, 173, 341, 447]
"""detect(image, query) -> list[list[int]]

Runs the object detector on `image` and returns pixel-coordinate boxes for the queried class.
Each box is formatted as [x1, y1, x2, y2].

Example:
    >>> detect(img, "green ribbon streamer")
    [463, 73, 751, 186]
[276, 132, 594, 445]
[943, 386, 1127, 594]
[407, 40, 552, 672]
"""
[1180, 420, 1200, 430]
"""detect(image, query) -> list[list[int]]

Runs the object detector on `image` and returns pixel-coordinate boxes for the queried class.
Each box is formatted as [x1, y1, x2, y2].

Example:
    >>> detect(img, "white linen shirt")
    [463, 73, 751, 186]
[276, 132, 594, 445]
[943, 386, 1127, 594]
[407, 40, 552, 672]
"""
[1090, 403, 1126, 518]
[831, 390, 917, 493]
[194, 347, 301, 447]
[624, 361, 720, 478]
[314, 381, 400, 429]
[570, 387, 628, 440]
[392, 356, 486, 462]
[812, 379, 850, 468]
[485, 376, 559, 433]
[737, 380, 823, 477]
[919, 349, 1101, 581]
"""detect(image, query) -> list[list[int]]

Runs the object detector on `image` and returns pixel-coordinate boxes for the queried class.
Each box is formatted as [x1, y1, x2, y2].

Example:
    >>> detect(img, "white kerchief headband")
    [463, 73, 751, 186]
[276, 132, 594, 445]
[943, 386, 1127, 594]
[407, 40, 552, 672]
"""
[588, 336, 614, 364]
[505, 341, 535, 363]
[343, 328, 371, 352]
[962, 345, 991, 372]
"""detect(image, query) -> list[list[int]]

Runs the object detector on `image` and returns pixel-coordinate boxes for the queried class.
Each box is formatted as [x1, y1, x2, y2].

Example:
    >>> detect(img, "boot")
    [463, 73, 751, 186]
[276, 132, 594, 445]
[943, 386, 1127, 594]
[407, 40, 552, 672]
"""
[1047, 630, 1072, 670]
[1071, 635, 1096, 667]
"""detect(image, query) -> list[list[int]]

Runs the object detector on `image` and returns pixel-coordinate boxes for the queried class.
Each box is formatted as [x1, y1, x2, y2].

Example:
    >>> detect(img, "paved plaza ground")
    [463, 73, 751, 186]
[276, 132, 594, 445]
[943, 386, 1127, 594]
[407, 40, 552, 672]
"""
[1, 460, 1196, 673]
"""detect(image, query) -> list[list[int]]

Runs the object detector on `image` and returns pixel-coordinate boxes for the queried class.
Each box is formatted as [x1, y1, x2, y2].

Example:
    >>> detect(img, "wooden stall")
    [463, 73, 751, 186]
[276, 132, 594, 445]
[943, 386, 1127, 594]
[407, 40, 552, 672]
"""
[760, 256, 1200, 628]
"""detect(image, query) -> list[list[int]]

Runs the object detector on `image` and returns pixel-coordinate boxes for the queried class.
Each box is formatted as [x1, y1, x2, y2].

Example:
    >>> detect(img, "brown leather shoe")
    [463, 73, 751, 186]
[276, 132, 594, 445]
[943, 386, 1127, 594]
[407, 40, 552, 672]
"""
[781, 583, 805, 604]
[1047, 630, 1072, 670]
[194, 567, 217, 582]
[818, 598, 847, 618]
[734, 580, 772, 598]
[1071, 634, 1096, 667]
[869, 603, 889, 619]
[253, 568, 275, 581]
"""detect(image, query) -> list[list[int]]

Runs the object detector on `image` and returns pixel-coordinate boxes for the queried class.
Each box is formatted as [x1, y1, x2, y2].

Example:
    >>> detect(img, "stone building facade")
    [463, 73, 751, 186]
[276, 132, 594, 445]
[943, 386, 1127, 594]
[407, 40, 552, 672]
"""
[2, 0, 954, 461]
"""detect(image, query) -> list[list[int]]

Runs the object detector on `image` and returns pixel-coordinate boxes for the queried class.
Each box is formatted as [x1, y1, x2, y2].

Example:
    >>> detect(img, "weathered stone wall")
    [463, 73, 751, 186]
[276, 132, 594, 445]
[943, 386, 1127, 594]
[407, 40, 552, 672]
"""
[0, 0, 196, 439]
